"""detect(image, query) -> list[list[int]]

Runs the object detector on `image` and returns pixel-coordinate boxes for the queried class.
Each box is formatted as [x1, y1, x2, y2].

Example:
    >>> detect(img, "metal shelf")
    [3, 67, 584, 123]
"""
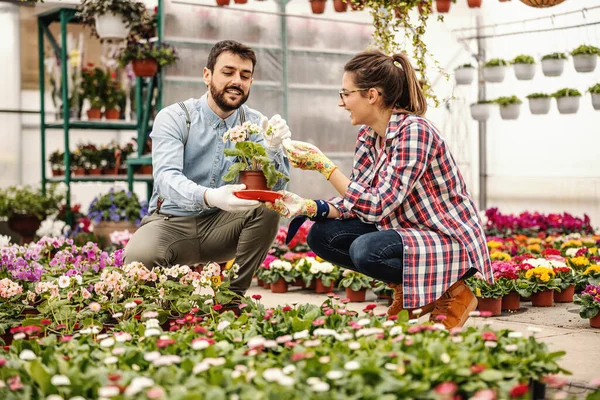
[47, 174, 154, 183]
[45, 120, 140, 130]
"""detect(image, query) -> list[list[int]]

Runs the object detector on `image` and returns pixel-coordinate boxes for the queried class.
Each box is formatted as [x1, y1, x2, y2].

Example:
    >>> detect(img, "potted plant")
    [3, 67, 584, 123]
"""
[553, 266, 576, 303]
[104, 81, 126, 120]
[526, 93, 551, 115]
[570, 45, 599, 73]
[80, 143, 103, 175]
[552, 88, 582, 114]
[495, 96, 522, 120]
[454, 63, 476, 85]
[467, 276, 505, 316]
[574, 284, 600, 328]
[588, 83, 600, 110]
[482, 59, 509, 83]
[87, 189, 148, 244]
[435, 0, 454, 13]
[308, 260, 340, 293]
[512, 54, 536, 80]
[77, 0, 146, 41]
[338, 270, 372, 302]
[333, 0, 348, 12]
[470, 100, 494, 121]
[310, 0, 327, 14]
[49, 149, 65, 176]
[81, 66, 107, 120]
[524, 266, 561, 307]
[118, 41, 179, 78]
[222, 122, 289, 190]
[541, 52, 567, 77]
[491, 261, 521, 311]
[467, 0, 482, 8]
[71, 149, 87, 176]
[264, 260, 296, 293]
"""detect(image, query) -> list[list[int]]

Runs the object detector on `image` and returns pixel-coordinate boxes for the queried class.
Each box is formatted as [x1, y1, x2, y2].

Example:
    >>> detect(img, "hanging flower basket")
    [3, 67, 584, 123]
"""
[455, 65, 476, 85]
[95, 13, 130, 40]
[519, 0, 565, 8]
[556, 96, 580, 114]
[573, 55, 598, 73]
[470, 102, 493, 121]
[435, 0, 452, 13]
[482, 66, 507, 83]
[132, 59, 159, 77]
[591, 93, 600, 111]
[527, 97, 551, 115]
[514, 63, 536, 80]
[541, 58, 565, 77]
[310, 0, 327, 14]
[499, 104, 521, 120]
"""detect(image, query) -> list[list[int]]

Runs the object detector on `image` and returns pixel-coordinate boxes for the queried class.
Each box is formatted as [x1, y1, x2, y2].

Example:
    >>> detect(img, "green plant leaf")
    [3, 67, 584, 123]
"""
[223, 162, 247, 182]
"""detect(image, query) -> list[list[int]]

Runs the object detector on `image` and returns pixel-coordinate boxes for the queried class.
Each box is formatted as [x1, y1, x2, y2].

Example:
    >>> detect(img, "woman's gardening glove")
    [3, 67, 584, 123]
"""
[204, 184, 261, 213]
[265, 190, 331, 245]
[282, 140, 337, 180]
[261, 114, 292, 150]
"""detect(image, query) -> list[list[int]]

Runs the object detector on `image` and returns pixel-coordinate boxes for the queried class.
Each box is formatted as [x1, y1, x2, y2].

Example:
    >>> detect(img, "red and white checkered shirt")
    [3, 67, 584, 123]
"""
[329, 113, 493, 308]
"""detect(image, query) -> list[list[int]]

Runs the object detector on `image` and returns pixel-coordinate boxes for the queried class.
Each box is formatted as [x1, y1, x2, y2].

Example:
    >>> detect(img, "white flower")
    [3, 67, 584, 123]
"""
[484, 341, 497, 348]
[69, 397, 87, 400]
[318, 356, 330, 364]
[277, 375, 295, 386]
[51, 375, 71, 386]
[152, 355, 181, 367]
[247, 336, 266, 348]
[390, 326, 404, 336]
[112, 347, 125, 356]
[504, 344, 518, 352]
[312, 381, 330, 392]
[307, 377, 321, 385]
[469, 311, 481, 317]
[193, 362, 210, 374]
[191, 339, 210, 350]
[452, 336, 464, 343]
[440, 353, 451, 364]
[204, 299, 213, 305]
[145, 319, 160, 329]
[112, 313, 123, 319]
[144, 328, 161, 337]
[19, 349, 36, 360]
[263, 340, 278, 348]
[104, 356, 118, 365]
[313, 328, 336, 337]
[344, 361, 360, 371]
[263, 368, 284, 382]
[98, 386, 120, 397]
[124, 302, 137, 309]
[282, 365, 296, 375]
[124, 377, 154, 396]
[348, 341, 361, 350]
[57, 275, 70, 289]
[382, 320, 395, 327]
[46, 396, 64, 400]
[0, 235, 11, 248]
[144, 351, 161, 362]
[276, 334, 293, 344]
[13, 333, 26, 340]
[384, 363, 397, 371]
[356, 327, 384, 338]
[115, 332, 132, 342]
[217, 321, 230, 331]
[304, 339, 321, 347]
[508, 331, 523, 338]
[356, 318, 371, 326]
[100, 338, 115, 348]
[326, 370, 344, 380]
[142, 311, 158, 319]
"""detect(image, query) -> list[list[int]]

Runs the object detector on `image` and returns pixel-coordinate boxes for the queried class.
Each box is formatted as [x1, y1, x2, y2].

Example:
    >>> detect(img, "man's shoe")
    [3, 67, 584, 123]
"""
[430, 280, 478, 329]
[387, 283, 435, 319]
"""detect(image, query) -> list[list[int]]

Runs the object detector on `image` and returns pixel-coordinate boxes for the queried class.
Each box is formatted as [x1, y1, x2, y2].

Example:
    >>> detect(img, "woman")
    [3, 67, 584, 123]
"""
[267, 51, 492, 329]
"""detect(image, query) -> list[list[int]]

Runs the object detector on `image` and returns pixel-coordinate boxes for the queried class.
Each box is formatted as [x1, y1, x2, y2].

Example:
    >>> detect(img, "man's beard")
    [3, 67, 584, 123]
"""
[209, 83, 250, 112]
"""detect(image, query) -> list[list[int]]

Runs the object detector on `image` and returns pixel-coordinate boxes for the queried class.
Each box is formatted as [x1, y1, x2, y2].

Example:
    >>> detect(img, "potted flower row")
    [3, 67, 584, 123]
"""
[470, 96, 523, 121]
[49, 141, 136, 176]
[526, 88, 586, 115]
[81, 67, 126, 120]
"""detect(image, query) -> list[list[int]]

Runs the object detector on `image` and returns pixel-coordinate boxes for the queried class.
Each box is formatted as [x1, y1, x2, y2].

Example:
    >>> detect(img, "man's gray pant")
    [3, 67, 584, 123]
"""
[124, 207, 280, 295]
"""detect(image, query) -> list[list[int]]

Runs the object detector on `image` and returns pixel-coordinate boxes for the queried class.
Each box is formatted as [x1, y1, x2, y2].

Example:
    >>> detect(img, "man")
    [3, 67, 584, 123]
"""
[125, 40, 291, 297]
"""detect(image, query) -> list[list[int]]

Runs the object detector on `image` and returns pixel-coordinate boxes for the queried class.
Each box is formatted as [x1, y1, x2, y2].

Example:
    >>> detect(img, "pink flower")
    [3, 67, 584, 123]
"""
[252, 294, 262, 300]
[482, 331, 497, 341]
[434, 382, 457, 395]
[147, 386, 165, 399]
[312, 319, 326, 327]
[472, 389, 497, 400]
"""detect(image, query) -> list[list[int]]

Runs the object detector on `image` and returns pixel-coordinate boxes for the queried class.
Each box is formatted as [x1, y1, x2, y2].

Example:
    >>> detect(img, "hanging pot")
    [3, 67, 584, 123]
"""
[455, 67, 476, 85]
[573, 55, 598, 73]
[556, 96, 580, 114]
[333, 0, 348, 12]
[470, 103, 492, 121]
[310, 0, 327, 14]
[94, 13, 130, 40]
[132, 59, 159, 77]
[435, 0, 452, 13]
[482, 66, 507, 83]
[513, 63, 536, 80]
[467, 0, 482, 8]
[519, 0, 565, 8]
[541, 58, 565, 77]
[528, 98, 551, 115]
[240, 170, 269, 191]
[499, 104, 521, 120]
[591, 93, 600, 111]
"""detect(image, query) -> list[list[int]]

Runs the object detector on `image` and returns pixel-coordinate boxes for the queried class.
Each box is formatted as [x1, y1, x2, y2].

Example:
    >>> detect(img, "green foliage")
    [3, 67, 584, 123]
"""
[541, 52, 567, 60]
[87, 189, 147, 224]
[104, 81, 126, 110]
[0, 184, 65, 220]
[571, 45, 600, 56]
[512, 55, 535, 64]
[526, 93, 550, 99]
[457, 63, 474, 69]
[495, 96, 522, 106]
[48, 149, 65, 170]
[552, 88, 582, 98]
[589, 83, 600, 94]
[80, 67, 108, 109]
[574, 291, 600, 320]
[117, 40, 179, 68]
[222, 141, 288, 190]
[473, 100, 494, 105]
[76, 0, 146, 39]
[339, 270, 373, 291]
[484, 58, 509, 67]
[466, 277, 508, 299]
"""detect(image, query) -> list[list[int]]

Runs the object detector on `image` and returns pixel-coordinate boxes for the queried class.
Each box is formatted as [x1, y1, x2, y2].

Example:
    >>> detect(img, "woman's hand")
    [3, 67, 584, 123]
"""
[264, 190, 317, 218]
[283, 140, 337, 180]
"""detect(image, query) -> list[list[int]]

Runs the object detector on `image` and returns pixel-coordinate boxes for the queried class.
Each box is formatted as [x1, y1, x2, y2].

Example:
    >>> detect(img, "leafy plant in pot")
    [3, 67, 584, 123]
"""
[338, 270, 372, 302]
[222, 122, 289, 191]
[81, 66, 108, 120]
[466, 276, 507, 316]
[526, 93, 551, 115]
[49, 149, 65, 176]
[454, 63, 475, 85]
[118, 40, 179, 78]
[470, 100, 494, 121]
[77, 0, 146, 41]
[570, 44, 599, 73]
[104, 80, 126, 120]
[588, 83, 600, 111]
[552, 88, 582, 115]
[511, 54, 536, 80]
[495, 96, 522, 120]
[574, 284, 600, 328]
[541, 52, 567, 77]
[482, 58, 509, 83]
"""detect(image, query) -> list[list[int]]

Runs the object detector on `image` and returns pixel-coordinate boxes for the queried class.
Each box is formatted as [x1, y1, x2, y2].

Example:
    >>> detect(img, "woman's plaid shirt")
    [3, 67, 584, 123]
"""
[328, 113, 493, 308]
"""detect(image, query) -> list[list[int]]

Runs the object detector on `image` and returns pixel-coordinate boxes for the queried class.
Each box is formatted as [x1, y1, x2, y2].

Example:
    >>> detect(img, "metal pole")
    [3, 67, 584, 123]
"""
[38, 16, 46, 196]
[278, 0, 289, 121]
[476, 14, 487, 212]
[157, 0, 163, 111]
[59, 9, 72, 224]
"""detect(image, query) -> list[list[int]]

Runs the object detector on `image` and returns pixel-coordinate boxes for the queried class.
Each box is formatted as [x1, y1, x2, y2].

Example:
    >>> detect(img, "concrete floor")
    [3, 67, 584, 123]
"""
[246, 283, 600, 385]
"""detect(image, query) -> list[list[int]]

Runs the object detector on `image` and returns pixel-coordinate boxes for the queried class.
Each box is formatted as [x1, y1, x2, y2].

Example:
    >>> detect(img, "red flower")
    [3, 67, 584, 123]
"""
[509, 383, 529, 398]
[133, 299, 143, 305]
[0, 358, 6, 367]
[290, 352, 305, 361]
[108, 374, 121, 381]
[282, 306, 292, 312]
[60, 335, 72, 343]
[434, 382, 458, 395]
[157, 338, 176, 348]
[541, 248, 561, 257]
[193, 326, 208, 334]
[312, 319, 326, 327]
[470, 364, 487, 373]
[481, 331, 497, 341]
[212, 304, 223, 311]
[363, 303, 377, 311]
[40, 319, 51, 326]
[252, 294, 262, 300]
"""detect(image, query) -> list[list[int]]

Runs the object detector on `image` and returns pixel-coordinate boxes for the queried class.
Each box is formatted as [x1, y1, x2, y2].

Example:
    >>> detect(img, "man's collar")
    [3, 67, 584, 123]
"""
[200, 93, 242, 129]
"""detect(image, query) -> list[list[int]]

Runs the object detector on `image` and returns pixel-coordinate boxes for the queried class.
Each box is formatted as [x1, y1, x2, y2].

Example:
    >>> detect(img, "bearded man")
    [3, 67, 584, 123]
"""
[124, 40, 291, 297]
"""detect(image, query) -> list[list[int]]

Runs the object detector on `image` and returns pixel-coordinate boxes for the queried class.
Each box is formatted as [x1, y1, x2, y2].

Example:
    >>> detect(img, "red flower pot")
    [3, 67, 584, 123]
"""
[240, 171, 268, 191]
[234, 0, 248, 3]
[333, 0, 347, 12]
[216, 0, 230, 6]
[263, 280, 271, 289]
[345, 288, 366, 302]
[256, 278, 265, 287]
[137, 165, 153, 175]
[73, 168, 87, 176]
[436, 0, 452, 12]
[271, 278, 288, 293]
[105, 109, 120, 120]
[292, 277, 305, 288]
[532, 289, 554, 307]
[8, 214, 42, 245]
[132, 59, 159, 77]
[315, 278, 334, 294]
[51, 169, 63, 176]
[554, 285, 574, 303]
[502, 291, 521, 311]
[87, 108, 102, 120]
[477, 297, 502, 316]
[590, 314, 600, 329]
[467, 0, 482, 7]
[310, 0, 327, 14]
[88, 168, 103, 176]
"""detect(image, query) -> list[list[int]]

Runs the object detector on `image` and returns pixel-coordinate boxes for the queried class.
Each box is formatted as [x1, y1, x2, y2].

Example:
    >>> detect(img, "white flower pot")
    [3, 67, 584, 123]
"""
[592, 93, 600, 111]
[541, 59, 565, 77]
[95, 13, 130, 40]
[513, 63, 536, 80]
[482, 66, 507, 83]
[499, 104, 521, 120]
[470, 103, 492, 121]
[556, 96, 580, 114]
[528, 98, 551, 115]
[455, 67, 476, 85]
[572, 55, 597, 73]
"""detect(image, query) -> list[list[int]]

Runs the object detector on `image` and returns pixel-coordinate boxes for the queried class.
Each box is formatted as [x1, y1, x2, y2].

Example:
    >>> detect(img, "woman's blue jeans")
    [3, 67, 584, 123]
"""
[307, 219, 404, 284]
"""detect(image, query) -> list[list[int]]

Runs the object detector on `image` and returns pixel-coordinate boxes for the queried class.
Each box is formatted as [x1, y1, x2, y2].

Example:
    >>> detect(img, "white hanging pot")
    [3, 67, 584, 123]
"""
[528, 98, 551, 115]
[541, 59, 565, 77]
[470, 103, 492, 121]
[514, 63, 536, 80]
[556, 96, 580, 114]
[95, 13, 130, 40]
[592, 93, 600, 111]
[482, 66, 507, 83]
[572, 55, 598, 73]
[499, 104, 521, 120]
[455, 67, 476, 85]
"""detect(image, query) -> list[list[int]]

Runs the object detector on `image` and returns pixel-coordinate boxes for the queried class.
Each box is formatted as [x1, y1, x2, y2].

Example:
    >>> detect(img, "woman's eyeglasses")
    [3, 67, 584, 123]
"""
[338, 88, 381, 106]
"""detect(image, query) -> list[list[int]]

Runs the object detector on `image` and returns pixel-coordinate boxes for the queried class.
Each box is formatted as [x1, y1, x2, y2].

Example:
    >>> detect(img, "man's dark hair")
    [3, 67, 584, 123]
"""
[206, 40, 257, 73]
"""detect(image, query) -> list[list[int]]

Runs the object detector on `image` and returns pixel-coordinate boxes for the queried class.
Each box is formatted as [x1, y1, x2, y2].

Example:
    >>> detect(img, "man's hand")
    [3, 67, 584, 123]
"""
[262, 114, 292, 150]
[282, 140, 337, 180]
[264, 190, 317, 219]
[204, 184, 261, 213]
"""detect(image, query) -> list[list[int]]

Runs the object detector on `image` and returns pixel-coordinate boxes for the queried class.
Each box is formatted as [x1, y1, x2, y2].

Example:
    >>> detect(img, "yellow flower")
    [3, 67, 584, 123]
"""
[69, 49, 81, 67]
[475, 288, 482, 297]
[225, 259, 235, 270]
[490, 251, 511, 261]
[589, 248, 598, 255]
[210, 276, 222, 287]
[316, 256, 324, 262]
[540, 273, 550, 283]
[527, 244, 541, 253]
[487, 240, 503, 249]
[527, 238, 542, 245]
[561, 240, 583, 249]
[569, 257, 590, 269]
[584, 265, 600, 275]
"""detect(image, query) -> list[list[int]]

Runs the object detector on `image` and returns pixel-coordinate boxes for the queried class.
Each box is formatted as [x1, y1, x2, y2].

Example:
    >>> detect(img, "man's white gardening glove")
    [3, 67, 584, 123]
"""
[261, 114, 292, 150]
[204, 184, 260, 213]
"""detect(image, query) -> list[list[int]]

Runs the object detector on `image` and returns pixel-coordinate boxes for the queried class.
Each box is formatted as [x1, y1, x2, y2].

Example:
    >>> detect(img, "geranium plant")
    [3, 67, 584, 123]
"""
[87, 189, 148, 225]
[80, 66, 108, 109]
[48, 149, 65, 172]
[338, 270, 372, 291]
